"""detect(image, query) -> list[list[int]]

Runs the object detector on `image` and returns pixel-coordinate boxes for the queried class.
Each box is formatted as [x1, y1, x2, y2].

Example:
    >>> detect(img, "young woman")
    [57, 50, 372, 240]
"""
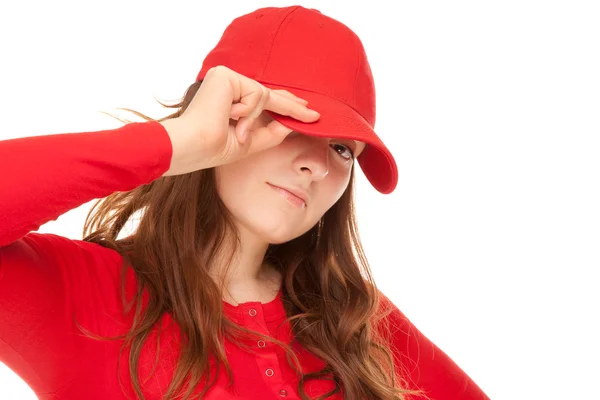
[0, 5, 489, 400]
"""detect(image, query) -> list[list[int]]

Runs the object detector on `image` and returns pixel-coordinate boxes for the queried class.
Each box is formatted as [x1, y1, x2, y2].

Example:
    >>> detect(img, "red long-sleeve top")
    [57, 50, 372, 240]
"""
[0, 121, 489, 399]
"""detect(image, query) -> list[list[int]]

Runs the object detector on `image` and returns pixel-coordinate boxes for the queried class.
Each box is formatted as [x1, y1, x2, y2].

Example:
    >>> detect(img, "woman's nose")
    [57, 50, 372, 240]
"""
[294, 139, 330, 180]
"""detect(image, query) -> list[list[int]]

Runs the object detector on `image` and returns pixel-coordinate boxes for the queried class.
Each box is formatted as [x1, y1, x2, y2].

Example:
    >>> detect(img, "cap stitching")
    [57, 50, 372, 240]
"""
[259, 80, 373, 126]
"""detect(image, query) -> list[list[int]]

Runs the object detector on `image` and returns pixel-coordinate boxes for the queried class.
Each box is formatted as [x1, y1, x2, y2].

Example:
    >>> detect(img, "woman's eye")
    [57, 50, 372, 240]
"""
[331, 143, 355, 160]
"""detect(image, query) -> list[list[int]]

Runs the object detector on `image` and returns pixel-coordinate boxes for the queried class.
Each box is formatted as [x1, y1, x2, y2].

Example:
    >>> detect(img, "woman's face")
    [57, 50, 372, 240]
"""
[215, 114, 366, 245]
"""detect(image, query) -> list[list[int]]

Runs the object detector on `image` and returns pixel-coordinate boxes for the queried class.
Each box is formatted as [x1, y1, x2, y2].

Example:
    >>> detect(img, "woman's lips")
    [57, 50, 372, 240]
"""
[267, 183, 307, 208]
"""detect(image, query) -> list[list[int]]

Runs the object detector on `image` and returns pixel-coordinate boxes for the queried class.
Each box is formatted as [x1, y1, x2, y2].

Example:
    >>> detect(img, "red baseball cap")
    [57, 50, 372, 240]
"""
[196, 6, 398, 194]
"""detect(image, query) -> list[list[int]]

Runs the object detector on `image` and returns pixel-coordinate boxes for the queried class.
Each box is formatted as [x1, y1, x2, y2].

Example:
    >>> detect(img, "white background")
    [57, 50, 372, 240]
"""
[1, 1, 599, 399]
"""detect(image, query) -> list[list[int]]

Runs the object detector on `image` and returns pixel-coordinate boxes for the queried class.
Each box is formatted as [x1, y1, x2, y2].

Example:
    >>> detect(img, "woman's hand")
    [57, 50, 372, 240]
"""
[160, 65, 320, 176]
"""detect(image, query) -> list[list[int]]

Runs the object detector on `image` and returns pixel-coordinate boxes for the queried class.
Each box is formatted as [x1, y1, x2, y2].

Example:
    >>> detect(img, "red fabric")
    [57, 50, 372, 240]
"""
[196, 5, 398, 194]
[0, 121, 489, 399]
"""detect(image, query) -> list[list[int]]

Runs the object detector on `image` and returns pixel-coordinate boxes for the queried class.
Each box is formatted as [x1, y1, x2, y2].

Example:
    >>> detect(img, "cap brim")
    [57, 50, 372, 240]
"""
[262, 83, 398, 194]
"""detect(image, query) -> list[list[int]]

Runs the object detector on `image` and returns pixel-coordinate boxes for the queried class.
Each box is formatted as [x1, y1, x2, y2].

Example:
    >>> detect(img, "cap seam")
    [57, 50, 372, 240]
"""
[351, 35, 361, 115]
[258, 6, 302, 80]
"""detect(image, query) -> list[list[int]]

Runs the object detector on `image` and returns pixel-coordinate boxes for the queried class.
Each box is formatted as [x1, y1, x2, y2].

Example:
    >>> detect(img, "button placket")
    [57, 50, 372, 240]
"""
[244, 305, 291, 398]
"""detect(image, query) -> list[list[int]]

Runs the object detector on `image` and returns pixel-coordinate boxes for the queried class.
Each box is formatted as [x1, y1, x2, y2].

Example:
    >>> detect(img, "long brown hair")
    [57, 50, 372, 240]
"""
[77, 80, 426, 400]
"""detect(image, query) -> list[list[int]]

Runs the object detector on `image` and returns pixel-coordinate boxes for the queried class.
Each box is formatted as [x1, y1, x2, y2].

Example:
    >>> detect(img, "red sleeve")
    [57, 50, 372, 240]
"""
[377, 291, 490, 400]
[0, 121, 172, 247]
[0, 121, 172, 395]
